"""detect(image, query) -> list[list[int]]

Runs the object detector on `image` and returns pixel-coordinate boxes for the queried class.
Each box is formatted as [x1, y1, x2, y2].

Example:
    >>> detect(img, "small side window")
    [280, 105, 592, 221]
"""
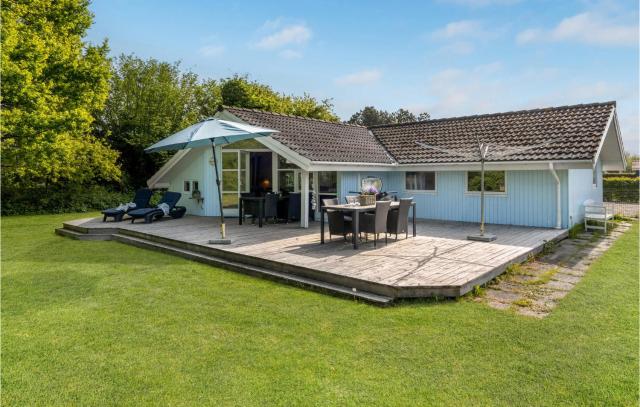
[184, 181, 191, 192]
[192, 181, 199, 191]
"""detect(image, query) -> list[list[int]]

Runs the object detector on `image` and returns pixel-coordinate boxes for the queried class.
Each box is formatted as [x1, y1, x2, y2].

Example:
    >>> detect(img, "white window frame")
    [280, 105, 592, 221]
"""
[276, 153, 301, 193]
[404, 171, 437, 194]
[464, 170, 508, 196]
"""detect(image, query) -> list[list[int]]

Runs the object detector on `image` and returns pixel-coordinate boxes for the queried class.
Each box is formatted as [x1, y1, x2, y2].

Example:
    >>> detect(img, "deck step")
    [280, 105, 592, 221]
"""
[62, 222, 118, 235]
[55, 227, 112, 241]
[112, 233, 394, 305]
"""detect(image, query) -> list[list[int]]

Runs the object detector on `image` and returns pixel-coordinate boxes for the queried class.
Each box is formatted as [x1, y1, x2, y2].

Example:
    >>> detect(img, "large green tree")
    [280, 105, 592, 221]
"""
[100, 67, 339, 187]
[97, 55, 219, 187]
[1, 0, 120, 191]
[220, 75, 338, 121]
[347, 106, 430, 126]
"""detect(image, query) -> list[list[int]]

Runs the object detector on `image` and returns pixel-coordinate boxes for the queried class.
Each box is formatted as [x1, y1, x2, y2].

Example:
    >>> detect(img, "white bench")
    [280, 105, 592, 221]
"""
[584, 202, 612, 233]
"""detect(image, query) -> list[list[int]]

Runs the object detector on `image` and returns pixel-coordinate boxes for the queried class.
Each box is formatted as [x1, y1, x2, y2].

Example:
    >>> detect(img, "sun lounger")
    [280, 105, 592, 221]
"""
[128, 191, 184, 224]
[101, 188, 153, 222]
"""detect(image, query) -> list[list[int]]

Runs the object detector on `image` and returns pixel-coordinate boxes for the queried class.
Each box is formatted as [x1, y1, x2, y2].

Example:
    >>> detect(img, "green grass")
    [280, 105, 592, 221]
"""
[524, 267, 560, 286]
[2, 213, 639, 406]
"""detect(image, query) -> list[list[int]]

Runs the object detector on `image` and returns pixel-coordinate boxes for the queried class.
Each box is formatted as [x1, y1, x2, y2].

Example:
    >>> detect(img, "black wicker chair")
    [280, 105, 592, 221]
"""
[322, 198, 352, 241]
[387, 198, 412, 240]
[359, 200, 392, 247]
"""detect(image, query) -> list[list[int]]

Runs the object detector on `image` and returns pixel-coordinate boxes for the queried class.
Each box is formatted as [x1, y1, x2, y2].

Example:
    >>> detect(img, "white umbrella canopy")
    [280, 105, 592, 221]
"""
[145, 118, 279, 244]
[144, 118, 278, 153]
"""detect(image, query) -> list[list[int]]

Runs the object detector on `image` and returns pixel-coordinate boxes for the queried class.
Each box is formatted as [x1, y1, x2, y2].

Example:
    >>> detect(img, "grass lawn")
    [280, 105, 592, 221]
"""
[2, 213, 638, 406]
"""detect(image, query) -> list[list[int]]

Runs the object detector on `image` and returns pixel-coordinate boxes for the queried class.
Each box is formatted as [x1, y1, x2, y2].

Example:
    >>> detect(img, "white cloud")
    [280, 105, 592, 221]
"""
[474, 61, 503, 75]
[430, 20, 501, 55]
[334, 69, 382, 86]
[198, 44, 225, 57]
[256, 24, 311, 49]
[278, 49, 302, 59]
[440, 41, 475, 55]
[432, 20, 483, 39]
[517, 12, 638, 46]
[438, 0, 520, 6]
[426, 65, 508, 117]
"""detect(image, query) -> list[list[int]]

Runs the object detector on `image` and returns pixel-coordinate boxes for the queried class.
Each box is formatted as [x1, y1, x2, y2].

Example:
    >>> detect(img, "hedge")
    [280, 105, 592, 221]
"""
[603, 177, 640, 203]
[1, 186, 139, 216]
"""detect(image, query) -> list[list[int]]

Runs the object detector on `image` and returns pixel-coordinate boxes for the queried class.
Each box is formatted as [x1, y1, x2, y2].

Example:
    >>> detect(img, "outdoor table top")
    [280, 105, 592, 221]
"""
[322, 201, 414, 212]
[321, 201, 417, 249]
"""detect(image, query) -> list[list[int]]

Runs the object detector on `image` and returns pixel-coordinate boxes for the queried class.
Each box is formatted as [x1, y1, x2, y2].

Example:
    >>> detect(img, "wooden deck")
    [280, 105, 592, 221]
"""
[57, 216, 567, 304]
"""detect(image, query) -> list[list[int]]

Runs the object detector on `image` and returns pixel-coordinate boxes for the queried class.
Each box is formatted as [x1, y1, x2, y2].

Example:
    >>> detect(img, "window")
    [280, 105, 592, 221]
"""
[183, 181, 191, 192]
[406, 172, 436, 191]
[317, 172, 337, 193]
[278, 171, 295, 193]
[592, 168, 598, 188]
[277, 154, 300, 193]
[466, 171, 506, 193]
[192, 181, 199, 192]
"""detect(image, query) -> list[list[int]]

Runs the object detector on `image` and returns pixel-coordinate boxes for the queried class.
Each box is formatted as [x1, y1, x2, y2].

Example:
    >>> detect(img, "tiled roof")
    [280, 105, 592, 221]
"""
[224, 106, 394, 164]
[223, 102, 615, 165]
[370, 102, 616, 164]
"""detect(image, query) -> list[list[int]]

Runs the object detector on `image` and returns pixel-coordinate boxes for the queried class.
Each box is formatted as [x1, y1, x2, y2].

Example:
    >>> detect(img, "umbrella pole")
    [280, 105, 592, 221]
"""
[209, 142, 230, 244]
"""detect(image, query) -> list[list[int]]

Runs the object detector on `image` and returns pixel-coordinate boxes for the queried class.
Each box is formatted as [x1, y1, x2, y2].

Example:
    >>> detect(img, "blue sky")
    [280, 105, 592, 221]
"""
[87, 0, 639, 153]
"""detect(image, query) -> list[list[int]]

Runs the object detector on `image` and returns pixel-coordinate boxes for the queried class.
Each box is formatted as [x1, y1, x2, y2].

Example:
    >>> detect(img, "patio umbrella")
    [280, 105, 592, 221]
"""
[145, 118, 279, 244]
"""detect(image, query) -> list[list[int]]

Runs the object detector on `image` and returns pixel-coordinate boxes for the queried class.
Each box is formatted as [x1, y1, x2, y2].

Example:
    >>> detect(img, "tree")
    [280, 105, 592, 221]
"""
[220, 75, 338, 121]
[97, 55, 218, 187]
[347, 106, 430, 126]
[100, 70, 340, 187]
[1, 0, 120, 192]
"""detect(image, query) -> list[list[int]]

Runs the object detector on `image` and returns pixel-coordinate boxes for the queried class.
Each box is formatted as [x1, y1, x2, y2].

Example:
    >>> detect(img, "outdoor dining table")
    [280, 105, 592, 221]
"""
[321, 201, 417, 249]
[238, 196, 266, 227]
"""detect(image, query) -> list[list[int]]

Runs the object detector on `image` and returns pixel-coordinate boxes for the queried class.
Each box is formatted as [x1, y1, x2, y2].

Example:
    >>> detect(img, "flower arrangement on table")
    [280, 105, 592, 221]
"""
[359, 186, 378, 206]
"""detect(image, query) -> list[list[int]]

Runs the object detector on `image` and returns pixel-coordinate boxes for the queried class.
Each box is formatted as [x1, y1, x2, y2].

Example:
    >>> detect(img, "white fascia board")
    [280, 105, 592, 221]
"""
[593, 108, 615, 168]
[310, 160, 592, 172]
[255, 136, 312, 170]
[397, 160, 592, 171]
[612, 112, 627, 167]
[146, 149, 190, 188]
[308, 162, 397, 172]
[216, 110, 312, 170]
[593, 108, 626, 171]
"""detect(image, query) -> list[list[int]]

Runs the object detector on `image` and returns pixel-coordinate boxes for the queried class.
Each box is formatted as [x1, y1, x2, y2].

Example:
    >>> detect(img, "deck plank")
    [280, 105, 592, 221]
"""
[64, 216, 566, 297]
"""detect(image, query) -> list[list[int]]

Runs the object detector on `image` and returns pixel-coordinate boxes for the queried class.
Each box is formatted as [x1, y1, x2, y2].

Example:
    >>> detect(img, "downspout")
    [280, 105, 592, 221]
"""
[548, 163, 562, 229]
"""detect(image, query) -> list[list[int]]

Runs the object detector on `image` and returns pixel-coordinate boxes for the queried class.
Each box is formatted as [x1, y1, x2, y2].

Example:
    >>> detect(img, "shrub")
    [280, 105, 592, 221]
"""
[1, 186, 140, 216]
[603, 177, 639, 203]
[568, 223, 584, 239]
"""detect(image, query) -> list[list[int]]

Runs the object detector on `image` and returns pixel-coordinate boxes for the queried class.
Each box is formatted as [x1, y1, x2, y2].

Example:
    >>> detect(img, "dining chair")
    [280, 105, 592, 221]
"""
[387, 198, 412, 240]
[359, 200, 392, 248]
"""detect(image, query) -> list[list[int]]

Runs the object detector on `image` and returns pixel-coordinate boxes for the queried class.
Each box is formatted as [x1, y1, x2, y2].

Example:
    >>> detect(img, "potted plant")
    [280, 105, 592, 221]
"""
[359, 186, 378, 206]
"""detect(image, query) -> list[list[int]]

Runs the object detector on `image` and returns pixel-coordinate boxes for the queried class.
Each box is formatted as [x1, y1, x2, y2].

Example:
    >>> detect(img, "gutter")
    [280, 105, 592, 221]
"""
[548, 162, 562, 229]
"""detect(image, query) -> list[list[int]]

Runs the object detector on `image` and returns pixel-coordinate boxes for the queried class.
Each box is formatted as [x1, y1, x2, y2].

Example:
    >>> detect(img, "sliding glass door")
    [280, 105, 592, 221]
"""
[221, 150, 249, 216]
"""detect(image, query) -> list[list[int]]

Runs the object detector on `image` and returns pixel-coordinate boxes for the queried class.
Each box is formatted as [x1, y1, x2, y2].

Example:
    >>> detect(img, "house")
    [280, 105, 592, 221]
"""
[147, 101, 626, 230]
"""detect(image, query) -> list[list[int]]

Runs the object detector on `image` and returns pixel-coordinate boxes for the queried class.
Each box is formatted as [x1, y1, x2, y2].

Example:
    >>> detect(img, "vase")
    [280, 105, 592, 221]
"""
[359, 194, 376, 206]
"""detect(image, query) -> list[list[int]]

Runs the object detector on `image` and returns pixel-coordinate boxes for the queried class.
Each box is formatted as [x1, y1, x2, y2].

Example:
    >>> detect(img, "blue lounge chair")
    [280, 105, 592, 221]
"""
[101, 188, 153, 222]
[128, 191, 185, 224]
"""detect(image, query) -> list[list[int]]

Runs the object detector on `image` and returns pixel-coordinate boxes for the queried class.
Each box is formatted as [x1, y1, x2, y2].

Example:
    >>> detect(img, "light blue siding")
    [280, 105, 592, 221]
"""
[567, 159, 603, 226]
[338, 170, 569, 228]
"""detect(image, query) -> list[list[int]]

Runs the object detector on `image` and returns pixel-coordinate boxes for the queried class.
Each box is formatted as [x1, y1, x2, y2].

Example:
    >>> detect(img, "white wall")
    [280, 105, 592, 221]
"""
[567, 159, 603, 227]
[165, 147, 207, 216]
